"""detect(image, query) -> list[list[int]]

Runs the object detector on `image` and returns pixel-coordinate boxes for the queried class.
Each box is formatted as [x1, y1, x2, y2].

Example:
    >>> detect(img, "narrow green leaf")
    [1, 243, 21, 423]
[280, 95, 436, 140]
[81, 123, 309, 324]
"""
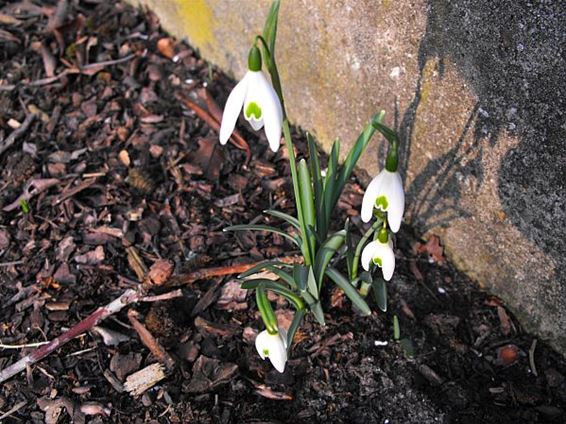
[224, 224, 299, 247]
[262, 0, 280, 56]
[307, 133, 324, 236]
[393, 315, 400, 340]
[325, 267, 371, 316]
[314, 230, 346, 288]
[298, 160, 315, 232]
[334, 113, 384, 206]
[293, 264, 308, 293]
[286, 309, 305, 353]
[307, 266, 319, 300]
[239, 262, 296, 288]
[322, 139, 340, 232]
[19, 199, 30, 214]
[241, 279, 304, 310]
[372, 277, 387, 312]
[298, 159, 316, 258]
[263, 209, 300, 230]
[310, 301, 326, 325]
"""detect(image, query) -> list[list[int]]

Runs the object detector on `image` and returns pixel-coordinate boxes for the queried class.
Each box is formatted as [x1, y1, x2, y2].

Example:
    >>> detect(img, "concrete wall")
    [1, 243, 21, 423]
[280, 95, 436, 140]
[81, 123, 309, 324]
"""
[130, 0, 566, 355]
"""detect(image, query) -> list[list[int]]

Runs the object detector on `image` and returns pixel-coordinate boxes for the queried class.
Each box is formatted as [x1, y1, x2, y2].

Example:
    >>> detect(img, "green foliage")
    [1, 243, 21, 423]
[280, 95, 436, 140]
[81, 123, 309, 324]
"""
[231, 0, 403, 357]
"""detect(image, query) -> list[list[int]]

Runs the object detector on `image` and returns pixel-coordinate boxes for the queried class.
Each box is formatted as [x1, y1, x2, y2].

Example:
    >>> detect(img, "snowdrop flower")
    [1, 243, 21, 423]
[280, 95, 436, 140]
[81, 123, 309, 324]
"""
[255, 327, 288, 373]
[361, 239, 396, 281]
[219, 46, 283, 152]
[361, 169, 404, 232]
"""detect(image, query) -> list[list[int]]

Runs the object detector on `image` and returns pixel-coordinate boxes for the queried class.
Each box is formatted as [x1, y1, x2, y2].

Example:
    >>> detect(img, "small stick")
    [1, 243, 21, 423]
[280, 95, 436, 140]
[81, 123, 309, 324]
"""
[0, 340, 49, 349]
[127, 310, 175, 372]
[53, 177, 96, 205]
[0, 400, 27, 421]
[0, 289, 140, 384]
[0, 113, 35, 156]
[167, 255, 302, 287]
[140, 289, 183, 303]
[175, 92, 251, 164]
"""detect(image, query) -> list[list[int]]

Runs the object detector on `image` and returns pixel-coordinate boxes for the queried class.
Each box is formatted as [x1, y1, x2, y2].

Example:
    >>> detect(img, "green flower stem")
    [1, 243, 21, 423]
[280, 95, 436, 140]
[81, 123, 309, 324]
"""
[256, 285, 278, 334]
[257, 35, 312, 265]
[350, 218, 383, 281]
[372, 119, 399, 172]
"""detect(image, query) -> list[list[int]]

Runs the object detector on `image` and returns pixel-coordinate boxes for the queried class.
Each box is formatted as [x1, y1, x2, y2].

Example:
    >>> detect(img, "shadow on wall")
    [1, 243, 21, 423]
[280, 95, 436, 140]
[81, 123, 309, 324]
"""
[398, 0, 566, 276]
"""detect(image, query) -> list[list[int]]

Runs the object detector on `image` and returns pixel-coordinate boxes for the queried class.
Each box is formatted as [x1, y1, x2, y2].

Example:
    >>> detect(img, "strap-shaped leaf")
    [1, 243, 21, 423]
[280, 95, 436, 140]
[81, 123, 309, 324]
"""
[286, 309, 305, 352]
[298, 159, 316, 257]
[262, 0, 280, 57]
[372, 277, 387, 312]
[393, 315, 400, 340]
[322, 139, 340, 233]
[224, 224, 299, 247]
[307, 266, 318, 299]
[325, 267, 371, 316]
[333, 112, 384, 207]
[263, 209, 300, 230]
[292, 264, 318, 300]
[310, 301, 326, 325]
[241, 279, 304, 311]
[307, 133, 324, 236]
[314, 230, 346, 288]
[239, 261, 296, 288]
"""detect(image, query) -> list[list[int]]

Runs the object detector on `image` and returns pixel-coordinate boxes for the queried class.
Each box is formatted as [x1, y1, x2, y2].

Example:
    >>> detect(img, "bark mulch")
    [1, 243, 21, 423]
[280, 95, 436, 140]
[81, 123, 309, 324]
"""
[0, 1, 565, 423]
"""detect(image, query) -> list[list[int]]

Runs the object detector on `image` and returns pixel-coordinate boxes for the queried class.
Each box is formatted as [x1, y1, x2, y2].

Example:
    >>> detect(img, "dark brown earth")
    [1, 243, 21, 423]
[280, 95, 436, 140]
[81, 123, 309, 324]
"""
[0, 1, 565, 423]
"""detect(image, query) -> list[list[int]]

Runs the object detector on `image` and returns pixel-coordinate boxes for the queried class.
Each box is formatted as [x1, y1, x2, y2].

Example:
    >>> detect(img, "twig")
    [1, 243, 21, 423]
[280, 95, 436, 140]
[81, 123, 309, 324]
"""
[140, 289, 183, 303]
[0, 289, 140, 384]
[128, 310, 176, 372]
[0, 340, 49, 349]
[0, 113, 35, 156]
[53, 177, 96, 205]
[0, 400, 27, 421]
[175, 92, 251, 164]
[166, 255, 303, 287]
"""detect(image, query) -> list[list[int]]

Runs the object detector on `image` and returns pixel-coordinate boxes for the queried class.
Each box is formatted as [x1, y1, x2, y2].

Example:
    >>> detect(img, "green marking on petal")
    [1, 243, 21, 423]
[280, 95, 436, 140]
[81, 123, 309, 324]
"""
[372, 257, 383, 267]
[263, 348, 269, 356]
[245, 102, 262, 120]
[375, 195, 389, 211]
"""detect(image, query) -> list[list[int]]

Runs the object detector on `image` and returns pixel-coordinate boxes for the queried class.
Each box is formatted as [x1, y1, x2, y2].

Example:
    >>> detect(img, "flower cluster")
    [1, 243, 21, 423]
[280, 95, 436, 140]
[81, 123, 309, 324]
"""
[217, 0, 405, 373]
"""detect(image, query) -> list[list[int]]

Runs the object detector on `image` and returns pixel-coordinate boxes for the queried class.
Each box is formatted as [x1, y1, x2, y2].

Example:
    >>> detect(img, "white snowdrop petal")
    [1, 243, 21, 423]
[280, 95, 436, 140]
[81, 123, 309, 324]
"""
[380, 242, 396, 281]
[268, 334, 288, 373]
[219, 74, 249, 145]
[255, 330, 269, 360]
[361, 241, 379, 271]
[384, 171, 405, 233]
[361, 172, 385, 223]
[360, 240, 396, 280]
[255, 72, 283, 152]
[279, 328, 288, 349]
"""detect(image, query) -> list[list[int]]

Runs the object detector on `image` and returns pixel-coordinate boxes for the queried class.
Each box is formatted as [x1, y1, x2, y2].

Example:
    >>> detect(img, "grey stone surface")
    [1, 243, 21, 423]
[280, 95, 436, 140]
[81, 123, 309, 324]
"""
[129, 0, 566, 354]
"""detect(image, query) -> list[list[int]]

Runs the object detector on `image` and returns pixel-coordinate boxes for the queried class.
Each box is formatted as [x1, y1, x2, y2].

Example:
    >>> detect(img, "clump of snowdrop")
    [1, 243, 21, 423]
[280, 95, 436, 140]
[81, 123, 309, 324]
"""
[218, 0, 406, 373]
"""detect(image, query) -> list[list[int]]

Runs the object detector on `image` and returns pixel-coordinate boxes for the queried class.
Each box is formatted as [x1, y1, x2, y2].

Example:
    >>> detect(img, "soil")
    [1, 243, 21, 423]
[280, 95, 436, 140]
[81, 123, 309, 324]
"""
[0, 1, 565, 423]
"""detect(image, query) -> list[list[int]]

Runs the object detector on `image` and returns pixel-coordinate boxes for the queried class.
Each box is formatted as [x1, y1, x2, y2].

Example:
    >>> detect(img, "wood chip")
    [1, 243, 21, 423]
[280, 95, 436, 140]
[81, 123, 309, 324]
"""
[123, 363, 167, 397]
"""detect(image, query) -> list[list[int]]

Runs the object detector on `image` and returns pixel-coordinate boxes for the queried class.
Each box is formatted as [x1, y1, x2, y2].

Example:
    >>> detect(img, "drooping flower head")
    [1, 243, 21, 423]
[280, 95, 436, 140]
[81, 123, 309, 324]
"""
[361, 169, 404, 232]
[219, 46, 283, 152]
[255, 327, 288, 373]
[361, 230, 396, 281]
